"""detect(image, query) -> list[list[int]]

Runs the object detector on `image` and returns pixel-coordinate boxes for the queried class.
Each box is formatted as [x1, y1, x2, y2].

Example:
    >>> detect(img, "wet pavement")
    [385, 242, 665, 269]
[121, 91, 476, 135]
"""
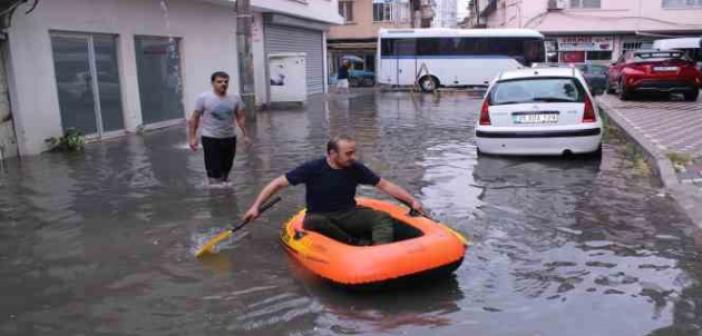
[1, 90, 701, 335]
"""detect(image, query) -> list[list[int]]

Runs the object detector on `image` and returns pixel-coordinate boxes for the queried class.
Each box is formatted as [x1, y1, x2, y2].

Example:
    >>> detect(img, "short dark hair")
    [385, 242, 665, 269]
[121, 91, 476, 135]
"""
[327, 134, 354, 154]
[211, 71, 230, 82]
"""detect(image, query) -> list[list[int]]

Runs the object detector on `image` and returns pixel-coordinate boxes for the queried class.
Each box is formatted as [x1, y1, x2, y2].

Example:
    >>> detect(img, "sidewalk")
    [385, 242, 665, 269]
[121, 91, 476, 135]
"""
[597, 93, 702, 227]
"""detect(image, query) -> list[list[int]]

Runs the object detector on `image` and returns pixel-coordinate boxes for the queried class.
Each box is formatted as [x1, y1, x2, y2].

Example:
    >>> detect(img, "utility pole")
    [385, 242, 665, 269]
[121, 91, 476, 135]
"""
[236, 0, 256, 120]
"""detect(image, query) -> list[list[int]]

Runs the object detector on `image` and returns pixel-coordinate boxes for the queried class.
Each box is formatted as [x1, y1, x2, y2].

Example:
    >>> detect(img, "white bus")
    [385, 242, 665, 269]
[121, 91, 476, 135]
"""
[377, 28, 546, 91]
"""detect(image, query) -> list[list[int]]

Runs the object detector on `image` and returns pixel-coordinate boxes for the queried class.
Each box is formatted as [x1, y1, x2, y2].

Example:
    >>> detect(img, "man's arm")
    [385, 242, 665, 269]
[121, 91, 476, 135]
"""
[235, 106, 251, 145]
[188, 111, 201, 151]
[375, 178, 425, 214]
[243, 175, 290, 222]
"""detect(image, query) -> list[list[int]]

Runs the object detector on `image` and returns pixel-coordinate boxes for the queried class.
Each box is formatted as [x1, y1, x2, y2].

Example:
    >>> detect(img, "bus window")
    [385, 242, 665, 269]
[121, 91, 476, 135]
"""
[417, 38, 440, 56]
[381, 39, 415, 56]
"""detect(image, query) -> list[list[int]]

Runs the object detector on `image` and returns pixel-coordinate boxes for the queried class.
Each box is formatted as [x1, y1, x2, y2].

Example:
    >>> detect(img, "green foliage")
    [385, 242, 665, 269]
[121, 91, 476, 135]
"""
[667, 151, 694, 173]
[45, 128, 85, 152]
[624, 143, 651, 177]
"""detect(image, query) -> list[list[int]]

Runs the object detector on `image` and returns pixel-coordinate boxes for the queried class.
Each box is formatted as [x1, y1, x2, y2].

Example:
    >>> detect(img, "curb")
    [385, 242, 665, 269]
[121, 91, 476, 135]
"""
[596, 96, 702, 228]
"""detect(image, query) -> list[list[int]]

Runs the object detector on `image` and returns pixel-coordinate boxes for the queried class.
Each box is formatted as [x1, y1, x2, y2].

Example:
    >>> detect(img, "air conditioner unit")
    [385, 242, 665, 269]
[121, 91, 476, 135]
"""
[547, 0, 566, 10]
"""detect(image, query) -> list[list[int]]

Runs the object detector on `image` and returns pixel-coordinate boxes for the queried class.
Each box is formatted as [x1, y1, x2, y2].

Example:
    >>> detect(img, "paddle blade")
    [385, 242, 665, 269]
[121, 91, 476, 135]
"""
[195, 230, 233, 258]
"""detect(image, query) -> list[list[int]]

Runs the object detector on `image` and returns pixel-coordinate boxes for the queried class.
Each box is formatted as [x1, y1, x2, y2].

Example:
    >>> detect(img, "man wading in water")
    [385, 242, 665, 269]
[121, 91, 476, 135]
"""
[188, 71, 251, 185]
[243, 135, 424, 245]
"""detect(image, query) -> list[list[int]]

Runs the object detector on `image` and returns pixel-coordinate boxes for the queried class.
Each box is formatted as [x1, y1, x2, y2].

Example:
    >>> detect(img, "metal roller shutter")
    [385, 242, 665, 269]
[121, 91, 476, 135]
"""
[265, 25, 324, 95]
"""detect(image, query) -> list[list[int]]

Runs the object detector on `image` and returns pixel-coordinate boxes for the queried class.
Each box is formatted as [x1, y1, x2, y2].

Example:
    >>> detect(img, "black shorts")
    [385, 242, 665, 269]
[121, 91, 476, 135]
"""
[201, 136, 236, 179]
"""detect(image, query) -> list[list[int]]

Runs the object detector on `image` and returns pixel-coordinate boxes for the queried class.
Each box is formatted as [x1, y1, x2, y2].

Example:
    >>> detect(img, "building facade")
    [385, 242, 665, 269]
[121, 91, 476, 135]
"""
[433, 0, 458, 28]
[3, 0, 341, 157]
[467, 0, 702, 64]
[327, 0, 412, 76]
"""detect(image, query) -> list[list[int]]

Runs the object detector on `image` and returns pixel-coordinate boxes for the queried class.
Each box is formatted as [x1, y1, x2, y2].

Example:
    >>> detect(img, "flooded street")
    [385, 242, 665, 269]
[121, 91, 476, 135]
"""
[1, 90, 701, 335]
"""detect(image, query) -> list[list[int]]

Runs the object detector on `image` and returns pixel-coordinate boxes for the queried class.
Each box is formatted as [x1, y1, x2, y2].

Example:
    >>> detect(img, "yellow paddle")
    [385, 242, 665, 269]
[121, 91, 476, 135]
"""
[195, 196, 282, 258]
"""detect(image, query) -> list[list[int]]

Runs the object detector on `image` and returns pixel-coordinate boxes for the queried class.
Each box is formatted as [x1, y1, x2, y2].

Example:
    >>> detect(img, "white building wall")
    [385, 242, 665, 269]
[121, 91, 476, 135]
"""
[252, 0, 343, 24]
[6, 0, 341, 156]
[251, 12, 269, 105]
[433, 0, 458, 28]
[7, 0, 241, 156]
[486, 0, 702, 32]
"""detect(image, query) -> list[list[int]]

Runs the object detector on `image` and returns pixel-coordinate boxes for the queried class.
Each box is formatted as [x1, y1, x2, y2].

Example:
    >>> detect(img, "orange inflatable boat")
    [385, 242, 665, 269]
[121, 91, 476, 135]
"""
[280, 198, 468, 286]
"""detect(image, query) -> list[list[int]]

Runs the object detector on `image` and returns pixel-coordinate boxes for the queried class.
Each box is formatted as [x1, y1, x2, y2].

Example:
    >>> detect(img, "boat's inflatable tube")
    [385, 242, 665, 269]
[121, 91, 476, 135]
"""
[280, 198, 468, 286]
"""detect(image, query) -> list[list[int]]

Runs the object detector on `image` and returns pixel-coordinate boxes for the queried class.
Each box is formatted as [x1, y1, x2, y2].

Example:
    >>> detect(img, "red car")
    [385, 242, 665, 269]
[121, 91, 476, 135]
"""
[606, 49, 701, 101]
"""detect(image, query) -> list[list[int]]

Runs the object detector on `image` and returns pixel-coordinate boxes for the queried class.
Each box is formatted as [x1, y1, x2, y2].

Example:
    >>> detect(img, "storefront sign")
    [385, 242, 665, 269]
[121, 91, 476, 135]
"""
[557, 36, 613, 51]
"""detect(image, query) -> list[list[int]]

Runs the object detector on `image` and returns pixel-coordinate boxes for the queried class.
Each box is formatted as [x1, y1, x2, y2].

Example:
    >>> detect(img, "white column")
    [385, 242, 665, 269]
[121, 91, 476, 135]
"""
[117, 34, 142, 132]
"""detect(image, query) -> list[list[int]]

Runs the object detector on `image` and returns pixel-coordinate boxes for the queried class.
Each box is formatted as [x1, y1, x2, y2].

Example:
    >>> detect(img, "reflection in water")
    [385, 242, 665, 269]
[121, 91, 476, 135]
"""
[0, 91, 700, 335]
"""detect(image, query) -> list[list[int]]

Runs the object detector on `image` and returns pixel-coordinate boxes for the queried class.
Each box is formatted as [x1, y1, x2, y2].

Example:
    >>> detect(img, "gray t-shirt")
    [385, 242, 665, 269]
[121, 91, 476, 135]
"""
[193, 91, 241, 138]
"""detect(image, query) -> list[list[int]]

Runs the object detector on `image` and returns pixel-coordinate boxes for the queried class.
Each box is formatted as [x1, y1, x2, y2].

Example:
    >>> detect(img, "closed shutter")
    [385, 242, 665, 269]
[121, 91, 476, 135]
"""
[265, 25, 324, 95]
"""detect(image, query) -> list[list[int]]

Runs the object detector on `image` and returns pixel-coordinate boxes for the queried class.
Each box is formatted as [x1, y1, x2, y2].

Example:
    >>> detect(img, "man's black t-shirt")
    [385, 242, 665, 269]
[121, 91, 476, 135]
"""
[285, 157, 380, 213]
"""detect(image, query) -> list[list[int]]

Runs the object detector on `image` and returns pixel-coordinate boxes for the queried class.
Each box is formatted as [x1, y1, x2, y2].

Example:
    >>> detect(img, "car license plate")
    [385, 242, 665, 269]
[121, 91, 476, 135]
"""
[513, 113, 559, 124]
[653, 66, 679, 72]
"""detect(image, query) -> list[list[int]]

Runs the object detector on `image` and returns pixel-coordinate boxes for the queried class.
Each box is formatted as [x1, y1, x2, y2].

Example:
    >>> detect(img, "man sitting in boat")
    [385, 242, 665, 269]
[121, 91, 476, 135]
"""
[243, 134, 425, 245]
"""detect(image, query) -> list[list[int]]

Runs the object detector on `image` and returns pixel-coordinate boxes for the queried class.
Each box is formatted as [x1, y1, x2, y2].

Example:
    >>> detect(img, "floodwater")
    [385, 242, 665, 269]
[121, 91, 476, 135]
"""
[1, 90, 700, 335]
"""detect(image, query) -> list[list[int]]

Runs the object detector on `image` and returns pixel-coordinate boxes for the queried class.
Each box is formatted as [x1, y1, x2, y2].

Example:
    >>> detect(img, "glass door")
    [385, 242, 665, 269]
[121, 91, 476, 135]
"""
[50, 32, 124, 137]
[134, 36, 184, 124]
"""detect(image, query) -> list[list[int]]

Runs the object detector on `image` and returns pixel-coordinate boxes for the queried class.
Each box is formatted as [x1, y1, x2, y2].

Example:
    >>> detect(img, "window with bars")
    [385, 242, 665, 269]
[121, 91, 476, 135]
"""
[662, 0, 702, 8]
[622, 40, 654, 52]
[570, 0, 601, 8]
[339, 1, 354, 23]
[373, 3, 393, 22]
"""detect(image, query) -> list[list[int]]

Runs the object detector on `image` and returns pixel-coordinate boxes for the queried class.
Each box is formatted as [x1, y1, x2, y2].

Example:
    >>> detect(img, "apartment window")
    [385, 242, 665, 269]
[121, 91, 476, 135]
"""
[339, 1, 354, 23]
[373, 3, 393, 22]
[570, 0, 601, 8]
[662, 0, 702, 8]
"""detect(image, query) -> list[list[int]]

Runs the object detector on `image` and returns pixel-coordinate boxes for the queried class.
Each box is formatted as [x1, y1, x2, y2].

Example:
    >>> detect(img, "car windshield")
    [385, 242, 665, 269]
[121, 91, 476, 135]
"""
[489, 78, 586, 105]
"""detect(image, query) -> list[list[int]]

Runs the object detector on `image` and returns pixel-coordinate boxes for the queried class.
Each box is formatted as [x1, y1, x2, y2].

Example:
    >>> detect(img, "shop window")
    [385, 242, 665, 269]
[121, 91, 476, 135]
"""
[560, 51, 585, 63]
[586, 50, 612, 61]
[622, 40, 654, 52]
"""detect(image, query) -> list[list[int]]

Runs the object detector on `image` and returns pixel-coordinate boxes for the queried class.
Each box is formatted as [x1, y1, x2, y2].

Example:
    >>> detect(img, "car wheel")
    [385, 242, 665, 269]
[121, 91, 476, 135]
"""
[618, 79, 631, 101]
[419, 76, 438, 92]
[684, 90, 699, 101]
[361, 77, 375, 87]
[349, 78, 360, 87]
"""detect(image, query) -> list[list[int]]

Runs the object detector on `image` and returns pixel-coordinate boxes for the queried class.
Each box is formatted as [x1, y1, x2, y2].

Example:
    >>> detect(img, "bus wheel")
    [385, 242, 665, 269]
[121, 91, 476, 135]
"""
[419, 76, 439, 92]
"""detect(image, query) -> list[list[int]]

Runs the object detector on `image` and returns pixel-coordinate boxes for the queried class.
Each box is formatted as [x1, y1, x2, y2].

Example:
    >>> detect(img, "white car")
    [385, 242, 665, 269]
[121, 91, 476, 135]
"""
[475, 66, 603, 156]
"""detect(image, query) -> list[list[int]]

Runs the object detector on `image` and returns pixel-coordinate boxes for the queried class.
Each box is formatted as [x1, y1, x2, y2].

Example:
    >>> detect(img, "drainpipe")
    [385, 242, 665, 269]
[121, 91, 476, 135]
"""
[236, 0, 256, 120]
